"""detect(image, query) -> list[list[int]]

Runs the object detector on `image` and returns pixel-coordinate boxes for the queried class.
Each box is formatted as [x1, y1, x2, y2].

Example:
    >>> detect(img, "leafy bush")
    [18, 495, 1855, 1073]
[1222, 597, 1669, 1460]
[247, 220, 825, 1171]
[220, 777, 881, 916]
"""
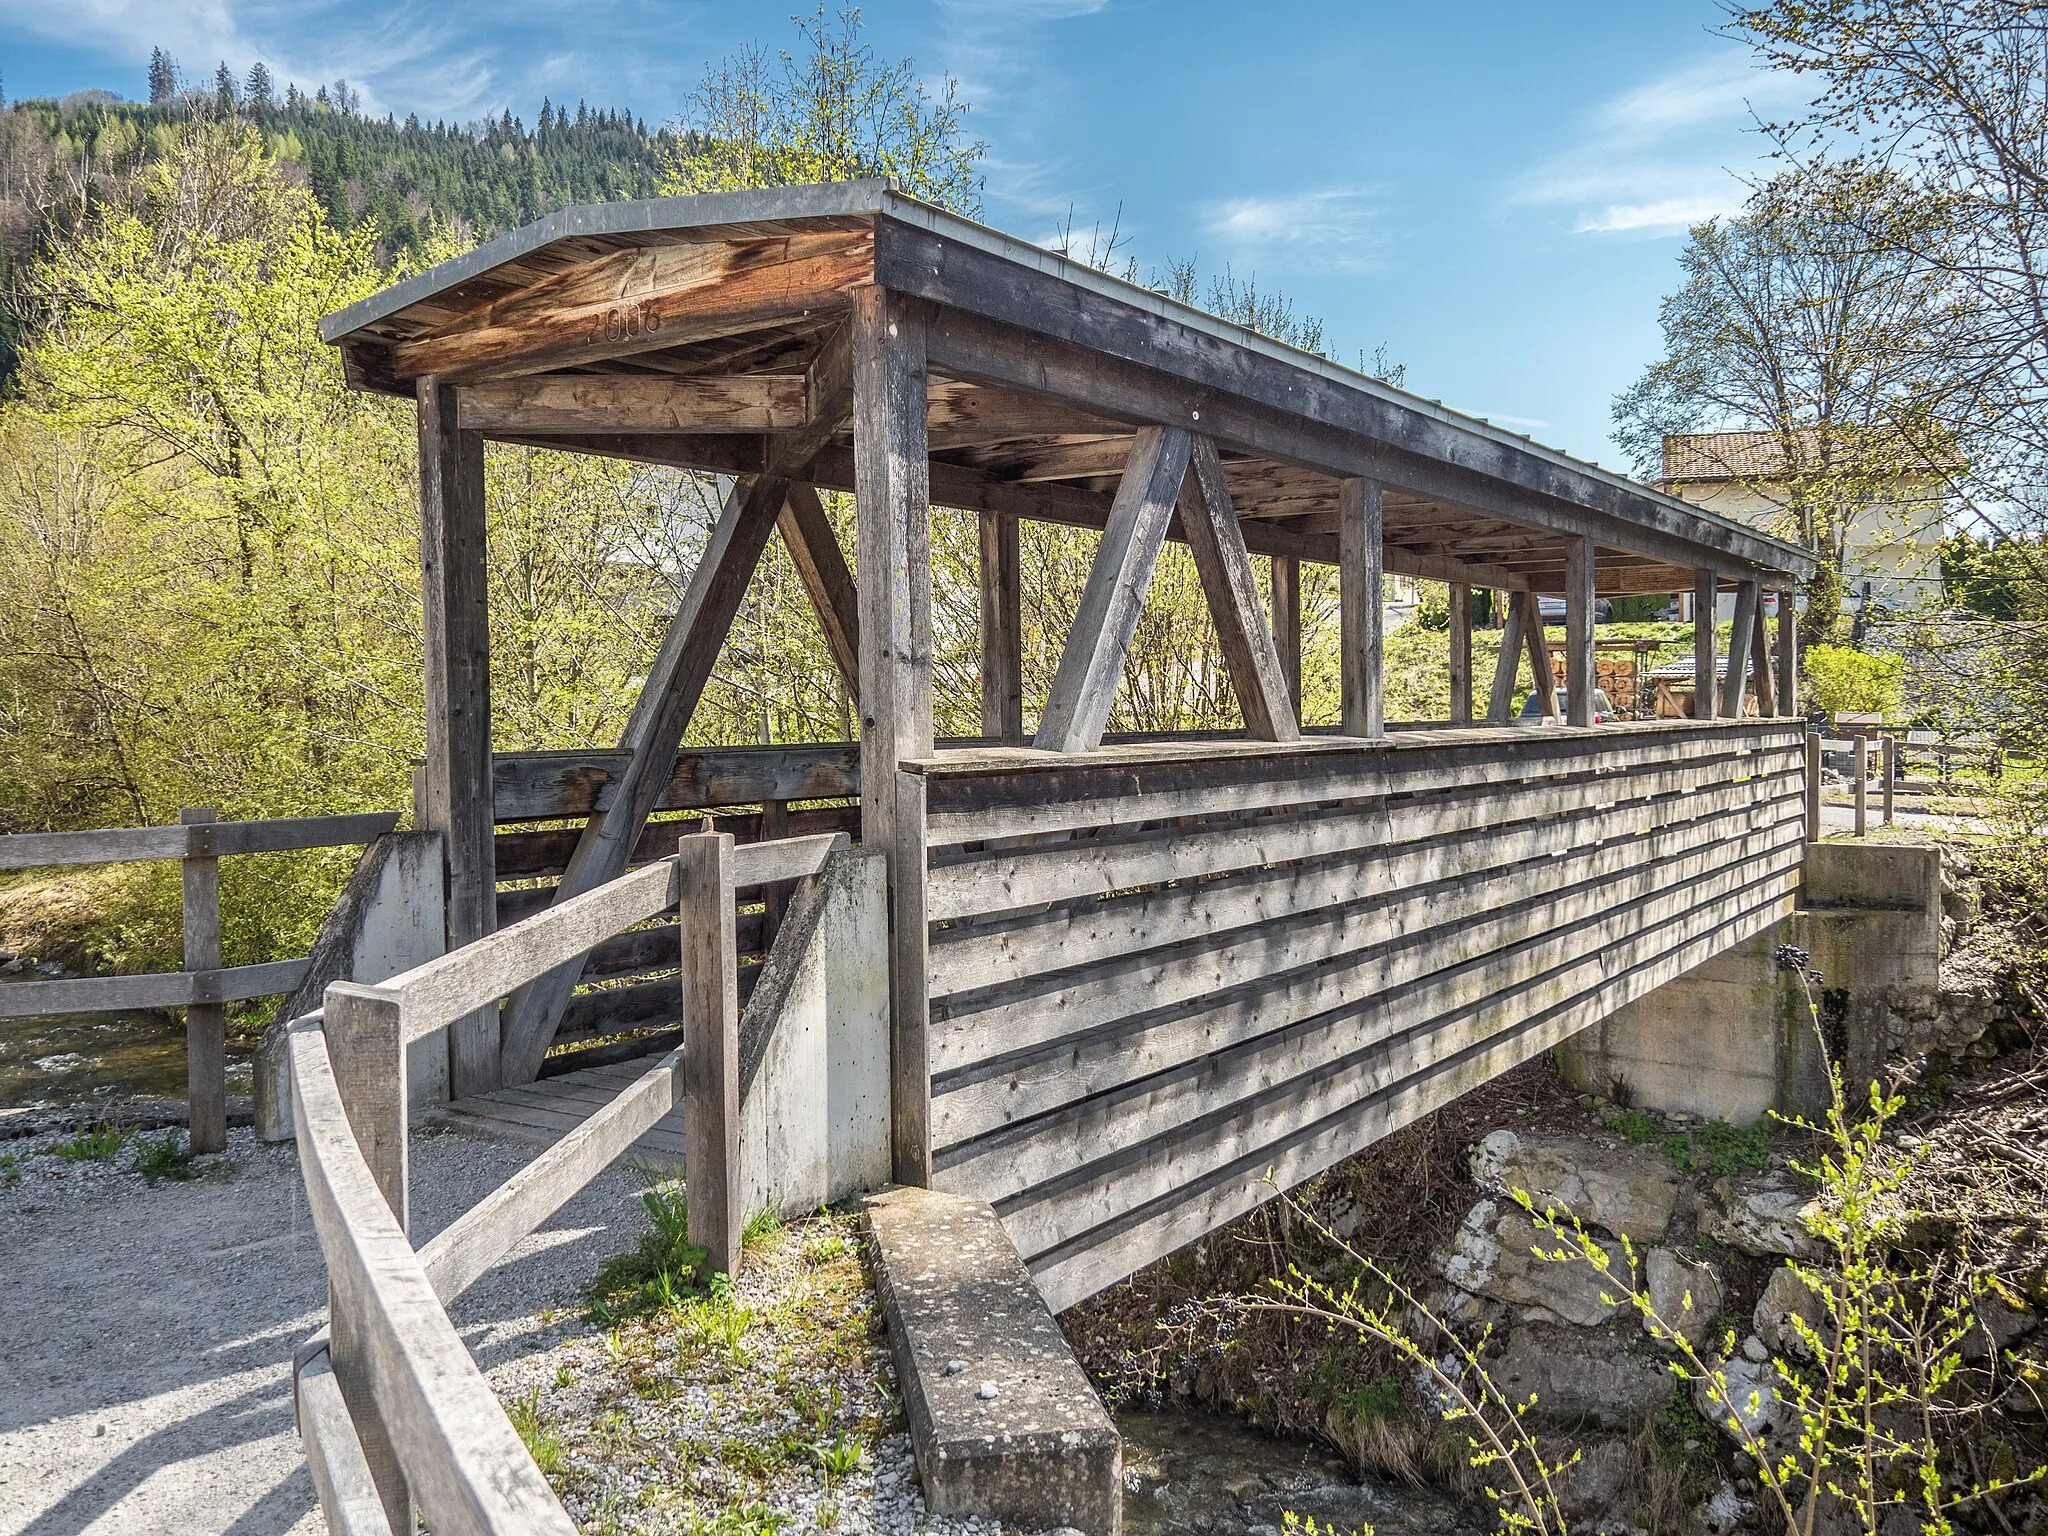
[131, 1130, 196, 1182]
[1804, 643, 1907, 718]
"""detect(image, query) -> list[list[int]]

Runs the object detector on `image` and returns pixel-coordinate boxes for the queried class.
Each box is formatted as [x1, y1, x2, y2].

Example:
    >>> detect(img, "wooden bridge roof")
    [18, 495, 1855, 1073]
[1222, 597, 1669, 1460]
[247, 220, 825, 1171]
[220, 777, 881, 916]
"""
[322, 179, 1812, 595]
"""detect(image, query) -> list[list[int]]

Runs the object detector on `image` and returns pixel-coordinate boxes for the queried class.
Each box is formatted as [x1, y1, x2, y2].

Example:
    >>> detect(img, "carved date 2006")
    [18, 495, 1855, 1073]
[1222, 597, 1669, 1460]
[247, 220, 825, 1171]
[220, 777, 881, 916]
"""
[585, 301, 662, 345]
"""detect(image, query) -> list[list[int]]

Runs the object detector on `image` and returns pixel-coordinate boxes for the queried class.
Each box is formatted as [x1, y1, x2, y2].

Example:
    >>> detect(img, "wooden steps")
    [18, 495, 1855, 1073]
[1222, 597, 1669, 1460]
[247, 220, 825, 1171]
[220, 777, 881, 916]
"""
[436, 1058, 689, 1163]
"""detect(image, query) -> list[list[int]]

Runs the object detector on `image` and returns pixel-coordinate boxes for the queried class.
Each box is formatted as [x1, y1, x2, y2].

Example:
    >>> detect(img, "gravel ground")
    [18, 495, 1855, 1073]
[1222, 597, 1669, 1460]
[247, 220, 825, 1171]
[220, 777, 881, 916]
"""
[0, 1123, 1027, 1536]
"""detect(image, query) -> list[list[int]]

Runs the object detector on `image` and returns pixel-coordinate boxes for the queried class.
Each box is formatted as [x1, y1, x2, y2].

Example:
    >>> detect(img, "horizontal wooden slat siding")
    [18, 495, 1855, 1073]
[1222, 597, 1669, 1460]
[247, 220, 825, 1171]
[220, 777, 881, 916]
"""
[943, 826, 1800, 1228]
[918, 720, 1807, 1312]
[1025, 880, 1795, 1312]
[491, 744, 861, 823]
[919, 721, 1805, 844]
[930, 798, 1804, 1143]
[495, 804, 857, 879]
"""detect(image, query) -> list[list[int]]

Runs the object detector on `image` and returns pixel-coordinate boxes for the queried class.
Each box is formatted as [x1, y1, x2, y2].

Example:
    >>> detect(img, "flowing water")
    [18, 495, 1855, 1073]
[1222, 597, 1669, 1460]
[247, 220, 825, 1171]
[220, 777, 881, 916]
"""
[1117, 1407, 1486, 1536]
[0, 1000, 252, 1110]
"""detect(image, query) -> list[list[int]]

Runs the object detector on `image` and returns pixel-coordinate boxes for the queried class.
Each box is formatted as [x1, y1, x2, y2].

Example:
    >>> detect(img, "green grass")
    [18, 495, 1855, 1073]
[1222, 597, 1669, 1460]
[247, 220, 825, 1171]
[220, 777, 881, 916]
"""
[0, 1150, 18, 1184]
[1335, 1376, 1403, 1422]
[508, 1387, 567, 1477]
[131, 1130, 197, 1183]
[741, 1204, 784, 1249]
[54, 1125, 127, 1161]
[684, 1500, 789, 1536]
[588, 1174, 711, 1318]
[1607, 1110, 1772, 1175]
[813, 1432, 864, 1479]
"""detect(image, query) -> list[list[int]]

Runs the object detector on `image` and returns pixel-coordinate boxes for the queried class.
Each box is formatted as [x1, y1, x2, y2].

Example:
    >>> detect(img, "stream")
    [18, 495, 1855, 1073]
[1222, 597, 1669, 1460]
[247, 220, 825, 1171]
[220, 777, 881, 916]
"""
[0, 1004, 252, 1110]
[1117, 1407, 1486, 1536]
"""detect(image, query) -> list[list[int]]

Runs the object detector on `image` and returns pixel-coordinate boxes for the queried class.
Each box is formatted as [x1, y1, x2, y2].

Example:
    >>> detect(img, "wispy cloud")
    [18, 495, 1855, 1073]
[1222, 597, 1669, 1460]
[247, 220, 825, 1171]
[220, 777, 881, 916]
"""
[1200, 187, 1382, 273]
[1510, 49, 1806, 237]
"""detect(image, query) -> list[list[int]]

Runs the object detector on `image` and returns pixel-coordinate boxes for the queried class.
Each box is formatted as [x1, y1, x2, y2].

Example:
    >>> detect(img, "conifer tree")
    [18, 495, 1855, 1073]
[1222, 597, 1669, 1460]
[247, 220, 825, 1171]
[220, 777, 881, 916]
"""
[245, 62, 272, 109]
[148, 47, 177, 106]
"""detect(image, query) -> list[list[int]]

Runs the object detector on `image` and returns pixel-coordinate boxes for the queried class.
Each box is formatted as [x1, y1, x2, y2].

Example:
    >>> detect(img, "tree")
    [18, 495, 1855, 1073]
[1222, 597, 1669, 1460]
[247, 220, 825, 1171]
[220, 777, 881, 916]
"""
[147, 48, 177, 107]
[245, 62, 273, 109]
[214, 62, 236, 113]
[663, 4, 984, 214]
[1613, 164, 1966, 643]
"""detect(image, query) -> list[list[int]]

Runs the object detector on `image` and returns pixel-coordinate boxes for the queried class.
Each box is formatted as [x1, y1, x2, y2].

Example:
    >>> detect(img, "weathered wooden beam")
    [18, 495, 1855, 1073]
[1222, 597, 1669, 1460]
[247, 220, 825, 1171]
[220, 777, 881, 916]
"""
[679, 831, 741, 1278]
[1181, 435, 1300, 742]
[1519, 589, 1560, 720]
[1750, 592, 1778, 717]
[1488, 590, 1525, 723]
[417, 378, 498, 1096]
[497, 473, 790, 1084]
[1271, 555, 1302, 712]
[393, 229, 874, 381]
[1036, 425, 1193, 753]
[1339, 478, 1384, 740]
[181, 807, 226, 1155]
[1448, 584, 1472, 724]
[1776, 590, 1799, 716]
[1694, 569, 1719, 722]
[1722, 579, 1759, 719]
[1564, 534, 1596, 727]
[454, 374, 808, 434]
[978, 510, 1024, 742]
[851, 285, 935, 1188]
[778, 482, 861, 704]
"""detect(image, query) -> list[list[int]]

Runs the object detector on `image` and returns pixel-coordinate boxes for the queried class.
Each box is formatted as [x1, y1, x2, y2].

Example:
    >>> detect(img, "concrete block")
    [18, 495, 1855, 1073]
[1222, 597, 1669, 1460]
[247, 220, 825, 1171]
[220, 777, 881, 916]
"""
[1804, 841, 1939, 915]
[863, 1185, 1120, 1536]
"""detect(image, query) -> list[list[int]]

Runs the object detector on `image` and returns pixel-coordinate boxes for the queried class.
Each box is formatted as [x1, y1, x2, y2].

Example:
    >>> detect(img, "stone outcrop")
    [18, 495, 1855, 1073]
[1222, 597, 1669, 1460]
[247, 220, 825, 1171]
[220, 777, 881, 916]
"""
[1489, 1323, 1675, 1428]
[1468, 1130, 1680, 1243]
[1753, 1264, 1830, 1357]
[1644, 1247, 1723, 1347]
[1701, 1171, 1825, 1260]
[1438, 1201, 1628, 1327]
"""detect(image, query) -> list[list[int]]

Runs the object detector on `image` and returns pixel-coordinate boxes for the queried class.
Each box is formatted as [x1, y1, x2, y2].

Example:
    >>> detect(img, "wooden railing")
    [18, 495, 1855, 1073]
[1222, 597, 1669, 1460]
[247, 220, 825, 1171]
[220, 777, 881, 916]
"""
[286, 827, 856, 1535]
[916, 717, 1808, 1311]
[0, 809, 399, 1149]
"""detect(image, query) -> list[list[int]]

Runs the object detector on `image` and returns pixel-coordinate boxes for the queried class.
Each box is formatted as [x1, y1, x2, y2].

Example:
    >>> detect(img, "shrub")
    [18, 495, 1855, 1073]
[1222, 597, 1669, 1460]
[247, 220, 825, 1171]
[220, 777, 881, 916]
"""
[1804, 643, 1907, 718]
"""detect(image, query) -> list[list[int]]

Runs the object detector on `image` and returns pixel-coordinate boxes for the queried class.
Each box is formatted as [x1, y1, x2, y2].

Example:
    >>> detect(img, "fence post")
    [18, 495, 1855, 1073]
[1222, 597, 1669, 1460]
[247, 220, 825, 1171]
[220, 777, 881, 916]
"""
[180, 808, 226, 1155]
[1854, 736, 1870, 838]
[1804, 733, 1822, 843]
[1882, 736, 1897, 826]
[679, 830, 740, 1278]
[759, 799, 789, 948]
[322, 980, 410, 1531]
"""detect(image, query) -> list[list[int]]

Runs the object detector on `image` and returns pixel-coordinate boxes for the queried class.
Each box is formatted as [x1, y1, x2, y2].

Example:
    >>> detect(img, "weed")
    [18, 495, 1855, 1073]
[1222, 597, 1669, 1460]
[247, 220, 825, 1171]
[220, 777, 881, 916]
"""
[1603, 1109, 1772, 1175]
[508, 1387, 566, 1477]
[589, 1174, 710, 1315]
[0, 1150, 18, 1184]
[741, 1204, 784, 1249]
[1334, 1375, 1401, 1422]
[676, 1291, 755, 1362]
[813, 1432, 864, 1479]
[684, 1500, 788, 1536]
[54, 1124, 127, 1161]
[554, 1365, 572, 1389]
[130, 1130, 196, 1183]
[803, 1228, 850, 1265]
[818, 1499, 840, 1528]
[718, 1436, 787, 1478]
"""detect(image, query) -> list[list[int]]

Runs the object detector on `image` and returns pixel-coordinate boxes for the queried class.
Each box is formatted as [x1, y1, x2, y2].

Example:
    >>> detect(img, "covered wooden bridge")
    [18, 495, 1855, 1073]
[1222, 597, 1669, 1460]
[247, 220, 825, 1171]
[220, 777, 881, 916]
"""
[318, 178, 1815, 1311]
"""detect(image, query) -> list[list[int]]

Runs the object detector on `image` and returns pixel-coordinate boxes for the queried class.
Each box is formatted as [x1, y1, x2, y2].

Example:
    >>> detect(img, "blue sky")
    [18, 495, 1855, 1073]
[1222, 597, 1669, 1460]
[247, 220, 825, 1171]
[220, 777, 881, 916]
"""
[0, 1, 1811, 471]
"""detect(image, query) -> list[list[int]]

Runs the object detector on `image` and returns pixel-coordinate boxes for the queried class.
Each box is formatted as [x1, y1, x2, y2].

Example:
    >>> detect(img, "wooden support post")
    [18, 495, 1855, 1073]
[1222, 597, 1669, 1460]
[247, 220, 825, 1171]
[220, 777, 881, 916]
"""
[1518, 589, 1559, 720]
[1853, 737, 1873, 833]
[977, 510, 1024, 742]
[850, 285, 935, 1188]
[1722, 580, 1759, 718]
[1487, 592, 1526, 723]
[758, 798, 789, 945]
[417, 378, 498, 1097]
[678, 830, 740, 1277]
[779, 483, 861, 705]
[1036, 425, 1192, 752]
[1181, 434, 1299, 741]
[1448, 583, 1472, 724]
[1564, 536, 1596, 727]
[497, 471, 790, 1083]
[323, 979, 410, 1531]
[180, 807, 226, 1155]
[1883, 736, 1897, 826]
[1805, 733, 1822, 843]
[1750, 594, 1777, 716]
[1693, 569, 1718, 721]
[1339, 477, 1384, 739]
[1271, 555, 1302, 714]
[1776, 590, 1799, 716]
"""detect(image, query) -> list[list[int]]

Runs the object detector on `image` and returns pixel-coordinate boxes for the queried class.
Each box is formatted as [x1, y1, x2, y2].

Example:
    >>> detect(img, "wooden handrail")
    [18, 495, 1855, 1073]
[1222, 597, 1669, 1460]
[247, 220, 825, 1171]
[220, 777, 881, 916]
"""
[0, 811, 399, 870]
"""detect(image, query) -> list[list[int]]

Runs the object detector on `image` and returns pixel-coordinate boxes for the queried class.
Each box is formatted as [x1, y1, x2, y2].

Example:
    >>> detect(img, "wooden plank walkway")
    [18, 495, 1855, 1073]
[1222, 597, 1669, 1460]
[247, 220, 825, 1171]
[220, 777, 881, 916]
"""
[435, 1058, 689, 1163]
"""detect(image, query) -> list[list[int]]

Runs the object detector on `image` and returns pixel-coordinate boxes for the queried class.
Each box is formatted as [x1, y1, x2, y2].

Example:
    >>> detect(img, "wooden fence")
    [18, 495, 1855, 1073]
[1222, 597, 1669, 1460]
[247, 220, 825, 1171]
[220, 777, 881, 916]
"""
[916, 718, 1807, 1311]
[0, 809, 399, 1150]
[288, 826, 857, 1535]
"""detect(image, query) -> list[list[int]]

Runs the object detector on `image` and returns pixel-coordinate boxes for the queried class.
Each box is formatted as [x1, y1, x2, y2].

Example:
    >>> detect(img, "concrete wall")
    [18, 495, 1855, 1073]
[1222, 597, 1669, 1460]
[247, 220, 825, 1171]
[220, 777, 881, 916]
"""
[1558, 842, 1942, 1125]
[740, 849, 890, 1215]
[254, 831, 447, 1140]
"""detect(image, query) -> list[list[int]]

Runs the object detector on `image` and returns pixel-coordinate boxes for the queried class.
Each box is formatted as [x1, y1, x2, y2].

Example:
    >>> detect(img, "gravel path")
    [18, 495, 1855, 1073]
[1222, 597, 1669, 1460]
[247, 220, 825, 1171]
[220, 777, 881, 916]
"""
[0, 1121, 650, 1536]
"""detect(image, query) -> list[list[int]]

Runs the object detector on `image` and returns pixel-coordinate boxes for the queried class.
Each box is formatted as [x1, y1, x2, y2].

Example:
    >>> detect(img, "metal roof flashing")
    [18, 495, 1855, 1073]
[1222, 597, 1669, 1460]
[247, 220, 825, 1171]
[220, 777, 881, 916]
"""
[319, 181, 1811, 579]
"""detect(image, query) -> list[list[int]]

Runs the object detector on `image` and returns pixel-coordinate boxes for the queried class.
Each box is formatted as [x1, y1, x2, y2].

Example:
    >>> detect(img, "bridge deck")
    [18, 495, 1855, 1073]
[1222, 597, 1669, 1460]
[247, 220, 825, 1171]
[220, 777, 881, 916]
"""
[435, 1058, 689, 1164]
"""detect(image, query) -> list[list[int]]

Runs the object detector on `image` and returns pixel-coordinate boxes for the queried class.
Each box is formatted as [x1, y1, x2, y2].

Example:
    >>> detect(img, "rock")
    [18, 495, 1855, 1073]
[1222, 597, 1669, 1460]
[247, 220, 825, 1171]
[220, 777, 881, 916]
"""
[1962, 1292, 2039, 1363]
[1754, 1265, 1830, 1357]
[1696, 1478, 1755, 1534]
[1490, 1323, 1676, 1429]
[1644, 1248, 1723, 1348]
[1469, 1130, 1681, 1243]
[1438, 1201, 1628, 1327]
[1558, 1436, 1633, 1517]
[1692, 1353, 1791, 1445]
[1701, 1171, 1825, 1260]
[1740, 1334, 1769, 1363]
